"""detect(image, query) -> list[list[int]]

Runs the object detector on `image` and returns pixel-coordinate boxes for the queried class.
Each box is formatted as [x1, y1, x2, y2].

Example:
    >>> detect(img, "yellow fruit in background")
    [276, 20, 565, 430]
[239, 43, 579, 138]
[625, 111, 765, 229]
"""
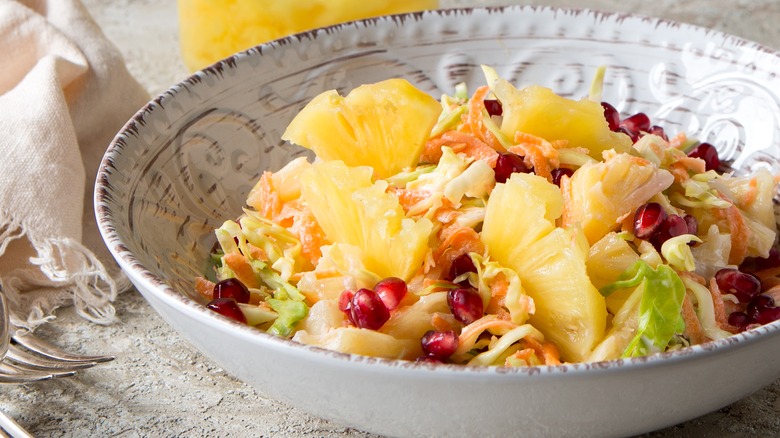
[179, 0, 440, 71]
[283, 79, 442, 179]
[492, 78, 632, 158]
[300, 160, 433, 281]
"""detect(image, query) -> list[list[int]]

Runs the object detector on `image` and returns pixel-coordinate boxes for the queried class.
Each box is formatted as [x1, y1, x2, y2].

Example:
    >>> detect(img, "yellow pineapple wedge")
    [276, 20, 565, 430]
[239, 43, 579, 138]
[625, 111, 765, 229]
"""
[282, 79, 442, 179]
[567, 153, 674, 245]
[300, 160, 433, 281]
[481, 172, 563, 259]
[491, 78, 631, 159]
[482, 173, 606, 362]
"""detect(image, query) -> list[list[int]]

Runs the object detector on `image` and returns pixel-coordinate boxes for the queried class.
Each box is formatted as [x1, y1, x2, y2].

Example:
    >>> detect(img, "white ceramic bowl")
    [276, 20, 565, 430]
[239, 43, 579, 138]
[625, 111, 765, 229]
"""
[96, 6, 780, 437]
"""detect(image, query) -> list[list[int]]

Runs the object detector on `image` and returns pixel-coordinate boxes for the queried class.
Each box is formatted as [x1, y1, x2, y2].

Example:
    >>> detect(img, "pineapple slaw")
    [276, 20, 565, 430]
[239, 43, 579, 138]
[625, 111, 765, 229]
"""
[196, 66, 780, 366]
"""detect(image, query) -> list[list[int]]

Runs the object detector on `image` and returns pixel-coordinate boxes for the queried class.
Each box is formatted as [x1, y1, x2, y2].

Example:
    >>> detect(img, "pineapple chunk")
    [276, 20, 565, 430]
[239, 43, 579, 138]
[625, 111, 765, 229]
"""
[482, 172, 606, 362]
[481, 172, 563, 260]
[510, 227, 607, 362]
[282, 79, 442, 179]
[293, 326, 421, 360]
[568, 153, 674, 245]
[300, 160, 433, 281]
[491, 78, 632, 158]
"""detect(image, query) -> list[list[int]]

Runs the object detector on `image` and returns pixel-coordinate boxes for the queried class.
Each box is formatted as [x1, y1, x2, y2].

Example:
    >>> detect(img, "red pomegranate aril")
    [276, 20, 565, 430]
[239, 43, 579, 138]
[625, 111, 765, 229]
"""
[447, 253, 477, 283]
[683, 215, 698, 236]
[740, 248, 780, 273]
[447, 288, 483, 325]
[633, 203, 668, 240]
[617, 126, 639, 143]
[207, 298, 247, 324]
[338, 290, 354, 313]
[551, 168, 574, 186]
[601, 102, 621, 131]
[420, 330, 459, 359]
[213, 278, 251, 304]
[756, 306, 780, 325]
[648, 125, 669, 141]
[350, 288, 390, 330]
[620, 112, 651, 133]
[374, 277, 407, 311]
[747, 294, 775, 323]
[494, 152, 530, 184]
[715, 269, 761, 303]
[728, 311, 750, 328]
[484, 99, 503, 117]
[687, 142, 720, 171]
[650, 214, 688, 248]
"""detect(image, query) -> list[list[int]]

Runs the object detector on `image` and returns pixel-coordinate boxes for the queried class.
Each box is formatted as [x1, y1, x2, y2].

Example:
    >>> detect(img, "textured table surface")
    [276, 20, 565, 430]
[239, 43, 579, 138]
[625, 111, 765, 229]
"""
[2, 0, 780, 436]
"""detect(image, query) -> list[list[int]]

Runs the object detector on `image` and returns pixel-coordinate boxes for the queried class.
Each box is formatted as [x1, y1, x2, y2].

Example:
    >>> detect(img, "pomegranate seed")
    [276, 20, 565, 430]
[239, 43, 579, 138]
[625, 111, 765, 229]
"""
[207, 298, 247, 324]
[213, 278, 251, 304]
[617, 126, 639, 143]
[633, 203, 668, 240]
[420, 330, 459, 359]
[620, 112, 651, 133]
[651, 214, 688, 248]
[715, 269, 761, 303]
[740, 248, 780, 273]
[350, 288, 390, 330]
[447, 253, 477, 283]
[374, 277, 407, 311]
[494, 152, 531, 184]
[687, 142, 720, 171]
[551, 168, 574, 186]
[728, 311, 750, 329]
[683, 215, 698, 236]
[756, 307, 780, 325]
[601, 102, 621, 131]
[447, 288, 483, 325]
[484, 99, 503, 117]
[338, 290, 354, 312]
[648, 125, 669, 141]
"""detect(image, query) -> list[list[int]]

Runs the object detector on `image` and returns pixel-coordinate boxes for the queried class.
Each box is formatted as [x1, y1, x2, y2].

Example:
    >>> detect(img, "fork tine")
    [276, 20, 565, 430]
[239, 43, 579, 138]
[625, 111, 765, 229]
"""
[11, 333, 115, 363]
[5, 345, 98, 371]
[0, 361, 77, 382]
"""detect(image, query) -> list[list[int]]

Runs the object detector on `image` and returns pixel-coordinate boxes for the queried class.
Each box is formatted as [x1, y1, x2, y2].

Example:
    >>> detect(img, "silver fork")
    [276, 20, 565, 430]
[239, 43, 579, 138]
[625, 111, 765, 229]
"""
[0, 292, 115, 437]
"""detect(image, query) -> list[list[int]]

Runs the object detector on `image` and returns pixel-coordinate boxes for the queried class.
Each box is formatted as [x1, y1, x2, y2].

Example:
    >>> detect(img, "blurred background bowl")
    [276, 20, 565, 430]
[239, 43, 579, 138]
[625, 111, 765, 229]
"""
[96, 6, 780, 437]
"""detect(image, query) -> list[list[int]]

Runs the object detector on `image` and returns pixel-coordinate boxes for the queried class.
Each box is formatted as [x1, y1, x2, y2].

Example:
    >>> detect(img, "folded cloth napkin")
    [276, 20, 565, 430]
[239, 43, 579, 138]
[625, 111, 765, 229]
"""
[0, 0, 149, 330]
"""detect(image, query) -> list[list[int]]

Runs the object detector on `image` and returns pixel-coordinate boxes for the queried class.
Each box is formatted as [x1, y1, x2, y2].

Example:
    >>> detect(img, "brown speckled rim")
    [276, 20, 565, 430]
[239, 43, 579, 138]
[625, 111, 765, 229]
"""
[96, 5, 780, 377]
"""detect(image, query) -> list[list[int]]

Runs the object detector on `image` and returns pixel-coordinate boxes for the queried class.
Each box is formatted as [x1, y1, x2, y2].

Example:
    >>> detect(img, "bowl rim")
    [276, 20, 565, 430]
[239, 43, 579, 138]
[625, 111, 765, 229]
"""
[96, 4, 780, 378]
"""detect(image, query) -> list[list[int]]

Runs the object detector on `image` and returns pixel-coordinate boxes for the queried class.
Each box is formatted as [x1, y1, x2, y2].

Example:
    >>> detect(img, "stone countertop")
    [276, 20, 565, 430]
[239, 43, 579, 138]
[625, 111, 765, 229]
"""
[2, 0, 779, 436]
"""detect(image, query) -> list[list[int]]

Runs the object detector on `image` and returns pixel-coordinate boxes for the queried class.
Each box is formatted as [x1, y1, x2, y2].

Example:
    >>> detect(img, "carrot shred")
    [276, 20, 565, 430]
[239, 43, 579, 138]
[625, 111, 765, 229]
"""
[509, 132, 559, 181]
[743, 177, 759, 207]
[559, 174, 575, 228]
[467, 86, 504, 151]
[713, 202, 750, 265]
[434, 226, 485, 274]
[431, 313, 454, 332]
[246, 171, 283, 219]
[523, 336, 562, 366]
[195, 277, 216, 300]
[708, 278, 739, 333]
[421, 130, 499, 167]
[681, 293, 706, 344]
[223, 251, 260, 288]
[669, 132, 687, 149]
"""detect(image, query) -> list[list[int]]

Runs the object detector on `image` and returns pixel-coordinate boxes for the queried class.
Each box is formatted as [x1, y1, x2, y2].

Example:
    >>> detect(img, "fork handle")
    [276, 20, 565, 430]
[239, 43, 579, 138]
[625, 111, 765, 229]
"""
[0, 409, 33, 438]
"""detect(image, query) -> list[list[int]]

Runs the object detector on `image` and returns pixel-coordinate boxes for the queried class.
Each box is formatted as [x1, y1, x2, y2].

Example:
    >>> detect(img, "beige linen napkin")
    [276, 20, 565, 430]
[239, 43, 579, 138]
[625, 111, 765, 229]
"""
[0, 0, 149, 330]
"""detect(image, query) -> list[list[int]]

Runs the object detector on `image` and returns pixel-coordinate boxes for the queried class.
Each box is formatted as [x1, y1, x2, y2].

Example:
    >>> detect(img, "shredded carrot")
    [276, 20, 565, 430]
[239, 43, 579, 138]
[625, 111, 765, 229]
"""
[287, 206, 328, 264]
[713, 203, 750, 265]
[743, 177, 759, 207]
[247, 243, 269, 261]
[708, 278, 738, 333]
[467, 86, 504, 151]
[681, 293, 706, 344]
[676, 156, 707, 175]
[431, 313, 454, 332]
[509, 132, 559, 181]
[391, 187, 431, 213]
[669, 132, 687, 149]
[433, 227, 485, 274]
[223, 251, 260, 288]
[506, 348, 536, 366]
[523, 336, 562, 365]
[559, 174, 575, 228]
[421, 130, 499, 167]
[195, 277, 216, 300]
[246, 171, 283, 219]
[456, 315, 518, 354]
